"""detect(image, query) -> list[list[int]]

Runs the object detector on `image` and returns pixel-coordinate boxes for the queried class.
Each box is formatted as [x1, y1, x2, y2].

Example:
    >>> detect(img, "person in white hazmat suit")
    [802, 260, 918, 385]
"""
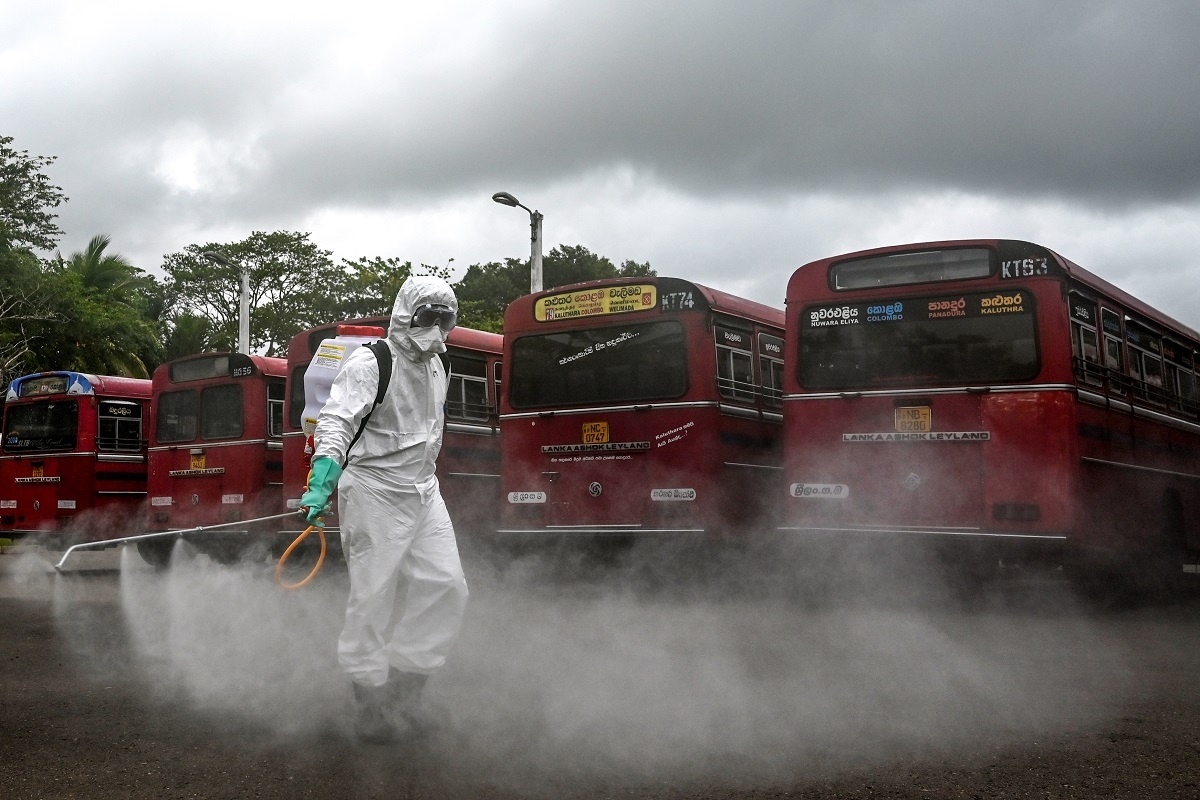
[299, 276, 468, 745]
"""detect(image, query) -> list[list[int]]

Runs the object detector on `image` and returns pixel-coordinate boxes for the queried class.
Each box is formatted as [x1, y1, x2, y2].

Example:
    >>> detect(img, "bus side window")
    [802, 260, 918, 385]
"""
[98, 400, 144, 451]
[267, 379, 285, 438]
[1185, 355, 1200, 416]
[493, 362, 502, 413]
[1126, 321, 1165, 404]
[1143, 353, 1164, 390]
[716, 330, 755, 402]
[758, 333, 784, 407]
[1068, 293, 1101, 385]
[1070, 322, 1101, 384]
[1101, 308, 1125, 394]
[446, 358, 489, 422]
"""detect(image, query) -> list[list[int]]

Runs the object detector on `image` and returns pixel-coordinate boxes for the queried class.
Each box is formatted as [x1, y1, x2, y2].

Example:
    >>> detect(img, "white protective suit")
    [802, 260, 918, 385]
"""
[313, 276, 468, 688]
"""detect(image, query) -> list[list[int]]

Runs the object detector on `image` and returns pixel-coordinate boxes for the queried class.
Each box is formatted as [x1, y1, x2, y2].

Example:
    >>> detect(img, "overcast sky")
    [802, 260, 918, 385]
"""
[4, 0, 1199, 326]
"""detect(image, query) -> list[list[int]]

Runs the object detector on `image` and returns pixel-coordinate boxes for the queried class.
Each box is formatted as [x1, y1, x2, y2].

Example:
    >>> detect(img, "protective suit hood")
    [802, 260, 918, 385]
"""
[388, 276, 458, 361]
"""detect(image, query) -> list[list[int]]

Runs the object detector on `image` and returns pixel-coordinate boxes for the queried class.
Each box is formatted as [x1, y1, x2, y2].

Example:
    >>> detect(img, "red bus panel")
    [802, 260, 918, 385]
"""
[1, 372, 151, 546]
[499, 276, 785, 540]
[782, 239, 1200, 585]
[145, 353, 287, 564]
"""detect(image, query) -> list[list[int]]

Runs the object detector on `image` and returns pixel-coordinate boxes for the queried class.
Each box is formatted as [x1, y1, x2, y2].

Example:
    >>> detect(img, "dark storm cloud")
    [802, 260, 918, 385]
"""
[7, 0, 1200, 302]
[242, 0, 1200, 211]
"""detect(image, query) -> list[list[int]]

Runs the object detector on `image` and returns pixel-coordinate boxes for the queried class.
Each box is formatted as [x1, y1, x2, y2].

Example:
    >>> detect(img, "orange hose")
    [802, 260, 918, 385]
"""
[275, 524, 327, 590]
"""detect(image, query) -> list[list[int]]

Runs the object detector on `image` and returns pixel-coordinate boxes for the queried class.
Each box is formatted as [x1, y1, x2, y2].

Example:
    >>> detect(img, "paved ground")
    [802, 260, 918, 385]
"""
[2, 539, 1200, 799]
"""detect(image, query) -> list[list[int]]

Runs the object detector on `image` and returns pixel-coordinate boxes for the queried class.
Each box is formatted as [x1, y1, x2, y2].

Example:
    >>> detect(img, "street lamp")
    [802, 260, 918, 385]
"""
[201, 250, 250, 355]
[492, 191, 543, 293]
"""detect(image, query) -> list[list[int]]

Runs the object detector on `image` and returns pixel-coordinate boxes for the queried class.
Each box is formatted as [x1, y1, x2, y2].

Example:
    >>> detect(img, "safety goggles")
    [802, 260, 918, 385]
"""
[410, 303, 457, 332]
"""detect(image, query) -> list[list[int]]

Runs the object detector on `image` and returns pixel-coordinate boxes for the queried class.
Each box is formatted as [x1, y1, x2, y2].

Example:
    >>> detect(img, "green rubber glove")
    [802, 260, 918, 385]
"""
[299, 456, 343, 527]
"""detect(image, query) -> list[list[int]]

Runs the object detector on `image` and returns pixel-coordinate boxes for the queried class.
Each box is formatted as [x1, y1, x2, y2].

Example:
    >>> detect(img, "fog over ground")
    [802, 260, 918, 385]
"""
[3, 1, 1199, 325]
[4, 538, 1141, 793]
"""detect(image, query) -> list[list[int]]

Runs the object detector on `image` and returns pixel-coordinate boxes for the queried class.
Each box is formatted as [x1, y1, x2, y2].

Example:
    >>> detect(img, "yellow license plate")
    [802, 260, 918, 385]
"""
[582, 421, 609, 444]
[190, 454, 206, 470]
[31, 465, 43, 478]
[895, 406, 931, 432]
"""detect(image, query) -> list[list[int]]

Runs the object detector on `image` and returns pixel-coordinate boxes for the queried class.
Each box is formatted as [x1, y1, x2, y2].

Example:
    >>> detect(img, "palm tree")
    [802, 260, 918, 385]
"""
[55, 234, 154, 295]
[47, 235, 163, 378]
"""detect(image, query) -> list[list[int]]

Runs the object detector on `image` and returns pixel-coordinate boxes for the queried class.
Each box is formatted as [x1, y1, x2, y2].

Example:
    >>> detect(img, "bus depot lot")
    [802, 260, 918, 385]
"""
[2, 546, 1200, 800]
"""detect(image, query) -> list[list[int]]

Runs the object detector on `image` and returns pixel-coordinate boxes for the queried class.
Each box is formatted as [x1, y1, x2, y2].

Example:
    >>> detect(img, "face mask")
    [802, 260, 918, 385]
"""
[407, 325, 447, 356]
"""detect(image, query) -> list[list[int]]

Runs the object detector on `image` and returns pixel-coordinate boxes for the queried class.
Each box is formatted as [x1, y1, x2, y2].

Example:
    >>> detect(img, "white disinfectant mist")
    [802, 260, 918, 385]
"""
[93, 531, 1135, 792]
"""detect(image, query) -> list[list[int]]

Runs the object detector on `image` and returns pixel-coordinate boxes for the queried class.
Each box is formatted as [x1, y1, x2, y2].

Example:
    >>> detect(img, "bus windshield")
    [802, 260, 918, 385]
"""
[3, 400, 78, 452]
[510, 320, 687, 409]
[799, 289, 1039, 390]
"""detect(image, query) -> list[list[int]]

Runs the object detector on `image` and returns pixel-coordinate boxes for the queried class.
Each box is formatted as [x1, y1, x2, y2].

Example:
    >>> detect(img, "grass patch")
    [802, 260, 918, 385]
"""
[0, 538, 14, 548]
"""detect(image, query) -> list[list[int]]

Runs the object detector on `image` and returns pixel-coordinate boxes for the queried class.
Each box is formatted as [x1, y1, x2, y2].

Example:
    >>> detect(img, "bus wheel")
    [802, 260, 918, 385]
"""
[137, 539, 175, 569]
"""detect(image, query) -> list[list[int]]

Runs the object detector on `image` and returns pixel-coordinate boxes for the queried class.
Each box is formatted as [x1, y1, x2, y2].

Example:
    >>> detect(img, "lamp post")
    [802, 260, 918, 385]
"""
[201, 251, 250, 355]
[492, 191, 543, 293]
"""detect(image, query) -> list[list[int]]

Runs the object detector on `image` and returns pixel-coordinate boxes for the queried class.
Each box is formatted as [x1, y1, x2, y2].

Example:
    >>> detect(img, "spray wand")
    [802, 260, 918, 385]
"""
[54, 513, 307, 575]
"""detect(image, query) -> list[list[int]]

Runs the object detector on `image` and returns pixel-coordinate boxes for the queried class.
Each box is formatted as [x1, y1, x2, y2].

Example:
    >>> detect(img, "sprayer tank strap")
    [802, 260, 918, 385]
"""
[341, 339, 393, 469]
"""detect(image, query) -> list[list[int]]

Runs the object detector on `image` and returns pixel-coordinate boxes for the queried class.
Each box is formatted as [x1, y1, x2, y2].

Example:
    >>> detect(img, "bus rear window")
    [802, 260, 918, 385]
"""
[156, 390, 197, 443]
[3, 400, 78, 452]
[799, 290, 1039, 390]
[832, 248, 992, 290]
[510, 320, 687, 409]
[202, 384, 244, 439]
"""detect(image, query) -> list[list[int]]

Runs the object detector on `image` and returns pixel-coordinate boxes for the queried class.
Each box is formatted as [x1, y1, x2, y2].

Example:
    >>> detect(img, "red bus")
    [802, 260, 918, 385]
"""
[282, 319, 503, 542]
[1, 371, 151, 547]
[781, 239, 1200, 588]
[498, 277, 786, 541]
[144, 353, 287, 566]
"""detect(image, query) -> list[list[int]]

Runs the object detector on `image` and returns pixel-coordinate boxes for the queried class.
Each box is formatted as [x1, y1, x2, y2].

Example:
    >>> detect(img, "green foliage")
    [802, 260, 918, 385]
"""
[51, 234, 156, 295]
[17, 235, 165, 379]
[161, 231, 455, 358]
[0, 136, 68, 387]
[0, 250, 54, 387]
[27, 269, 162, 378]
[452, 257, 529, 332]
[451, 244, 656, 332]
[0, 131, 660, 379]
[163, 231, 345, 358]
[331, 257, 451, 320]
[162, 313, 214, 361]
[0, 136, 67, 254]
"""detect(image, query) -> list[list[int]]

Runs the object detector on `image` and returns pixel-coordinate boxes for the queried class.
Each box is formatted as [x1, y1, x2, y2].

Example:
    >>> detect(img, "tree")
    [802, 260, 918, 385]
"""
[0, 135, 67, 254]
[0, 136, 68, 387]
[163, 231, 342, 357]
[0, 277, 55, 388]
[452, 245, 655, 332]
[52, 234, 155, 295]
[18, 235, 165, 378]
[161, 231, 451, 358]
[332, 257, 452, 321]
[452, 257, 530, 332]
[162, 313, 214, 361]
